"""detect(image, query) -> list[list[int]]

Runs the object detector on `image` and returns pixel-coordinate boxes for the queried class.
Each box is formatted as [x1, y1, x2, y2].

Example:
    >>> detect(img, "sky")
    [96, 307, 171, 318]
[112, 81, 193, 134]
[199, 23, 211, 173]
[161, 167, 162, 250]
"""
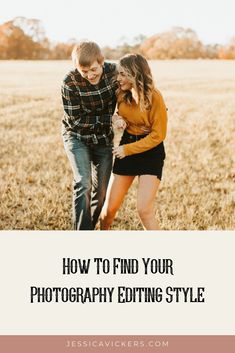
[1, 0, 234, 46]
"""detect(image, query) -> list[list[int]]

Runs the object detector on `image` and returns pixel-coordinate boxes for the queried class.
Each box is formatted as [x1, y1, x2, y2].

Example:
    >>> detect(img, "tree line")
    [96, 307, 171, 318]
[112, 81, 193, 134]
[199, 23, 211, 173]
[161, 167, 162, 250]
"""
[0, 17, 235, 60]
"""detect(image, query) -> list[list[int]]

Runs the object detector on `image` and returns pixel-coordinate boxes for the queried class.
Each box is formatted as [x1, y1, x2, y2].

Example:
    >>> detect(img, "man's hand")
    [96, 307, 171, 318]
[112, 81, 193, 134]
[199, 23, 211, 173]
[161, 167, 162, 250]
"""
[113, 146, 126, 159]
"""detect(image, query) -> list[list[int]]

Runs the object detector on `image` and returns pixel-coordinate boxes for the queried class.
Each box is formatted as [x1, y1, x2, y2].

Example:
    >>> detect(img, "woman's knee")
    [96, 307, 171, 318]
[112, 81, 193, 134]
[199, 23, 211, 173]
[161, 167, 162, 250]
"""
[137, 203, 154, 221]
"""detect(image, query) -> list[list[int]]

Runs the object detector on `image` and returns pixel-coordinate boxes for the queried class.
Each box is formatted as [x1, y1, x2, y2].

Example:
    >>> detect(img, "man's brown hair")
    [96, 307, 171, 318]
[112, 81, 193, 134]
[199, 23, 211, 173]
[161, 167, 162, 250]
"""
[72, 41, 104, 67]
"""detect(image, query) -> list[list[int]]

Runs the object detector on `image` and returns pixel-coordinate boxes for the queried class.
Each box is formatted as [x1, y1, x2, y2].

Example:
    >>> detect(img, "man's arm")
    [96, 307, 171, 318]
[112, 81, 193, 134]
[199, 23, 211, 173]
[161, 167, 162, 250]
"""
[61, 83, 82, 127]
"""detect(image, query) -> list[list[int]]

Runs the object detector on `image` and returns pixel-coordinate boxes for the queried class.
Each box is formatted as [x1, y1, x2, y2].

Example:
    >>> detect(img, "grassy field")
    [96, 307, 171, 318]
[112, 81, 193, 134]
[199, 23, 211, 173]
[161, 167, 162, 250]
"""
[0, 60, 234, 230]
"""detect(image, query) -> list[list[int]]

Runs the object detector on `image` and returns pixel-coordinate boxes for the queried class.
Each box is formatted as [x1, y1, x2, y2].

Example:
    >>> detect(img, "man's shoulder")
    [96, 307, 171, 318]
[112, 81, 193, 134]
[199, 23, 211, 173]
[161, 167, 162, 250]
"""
[63, 69, 82, 87]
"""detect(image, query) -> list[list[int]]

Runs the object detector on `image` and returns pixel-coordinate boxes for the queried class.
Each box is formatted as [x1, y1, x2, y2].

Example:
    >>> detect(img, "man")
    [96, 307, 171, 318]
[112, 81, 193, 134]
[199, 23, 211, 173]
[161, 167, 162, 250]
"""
[61, 41, 117, 230]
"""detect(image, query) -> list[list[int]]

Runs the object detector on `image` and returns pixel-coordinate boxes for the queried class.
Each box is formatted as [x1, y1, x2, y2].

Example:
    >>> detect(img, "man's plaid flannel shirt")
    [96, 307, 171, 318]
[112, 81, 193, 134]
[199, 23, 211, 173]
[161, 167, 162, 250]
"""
[61, 62, 117, 145]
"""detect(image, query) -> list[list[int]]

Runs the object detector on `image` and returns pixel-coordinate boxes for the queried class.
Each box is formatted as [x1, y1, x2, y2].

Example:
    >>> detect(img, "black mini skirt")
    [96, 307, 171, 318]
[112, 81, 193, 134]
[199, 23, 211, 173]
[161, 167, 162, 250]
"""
[113, 131, 166, 180]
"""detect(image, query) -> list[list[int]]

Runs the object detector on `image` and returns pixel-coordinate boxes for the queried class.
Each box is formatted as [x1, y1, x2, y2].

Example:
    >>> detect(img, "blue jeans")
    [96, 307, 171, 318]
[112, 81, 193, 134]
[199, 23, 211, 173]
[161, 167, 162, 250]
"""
[63, 132, 113, 230]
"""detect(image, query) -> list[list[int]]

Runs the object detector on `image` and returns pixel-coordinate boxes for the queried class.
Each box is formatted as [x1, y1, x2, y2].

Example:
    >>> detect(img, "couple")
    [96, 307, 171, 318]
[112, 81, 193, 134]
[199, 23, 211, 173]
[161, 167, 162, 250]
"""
[61, 41, 167, 231]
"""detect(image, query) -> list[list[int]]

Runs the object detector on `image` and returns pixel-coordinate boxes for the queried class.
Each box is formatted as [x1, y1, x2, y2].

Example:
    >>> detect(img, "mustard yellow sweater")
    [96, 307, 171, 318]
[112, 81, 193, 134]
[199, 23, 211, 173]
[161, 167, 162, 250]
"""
[118, 89, 167, 156]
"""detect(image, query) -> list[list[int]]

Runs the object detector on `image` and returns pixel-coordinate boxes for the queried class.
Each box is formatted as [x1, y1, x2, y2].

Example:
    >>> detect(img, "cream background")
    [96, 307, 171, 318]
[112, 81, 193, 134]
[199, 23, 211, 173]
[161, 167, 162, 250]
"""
[0, 231, 234, 334]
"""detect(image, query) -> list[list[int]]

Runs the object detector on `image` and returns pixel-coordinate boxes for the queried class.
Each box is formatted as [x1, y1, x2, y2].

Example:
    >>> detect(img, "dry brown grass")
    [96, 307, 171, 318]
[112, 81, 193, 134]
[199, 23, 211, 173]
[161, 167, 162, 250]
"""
[0, 60, 234, 230]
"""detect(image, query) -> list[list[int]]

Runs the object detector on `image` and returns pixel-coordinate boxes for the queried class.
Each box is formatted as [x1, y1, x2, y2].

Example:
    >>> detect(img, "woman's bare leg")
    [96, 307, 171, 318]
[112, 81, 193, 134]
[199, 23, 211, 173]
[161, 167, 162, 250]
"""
[137, 175, 161, 230]
[100, 174, 135, 230]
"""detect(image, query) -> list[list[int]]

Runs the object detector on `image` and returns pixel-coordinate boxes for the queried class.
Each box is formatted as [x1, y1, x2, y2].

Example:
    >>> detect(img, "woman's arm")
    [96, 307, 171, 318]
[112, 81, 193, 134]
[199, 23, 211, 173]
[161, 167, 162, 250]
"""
[123, 90, 167, 156]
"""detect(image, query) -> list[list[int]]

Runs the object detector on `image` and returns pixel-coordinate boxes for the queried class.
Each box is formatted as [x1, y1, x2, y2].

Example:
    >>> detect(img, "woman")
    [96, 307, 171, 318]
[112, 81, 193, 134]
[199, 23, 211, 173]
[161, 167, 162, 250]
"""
[100, 54, 167, 230]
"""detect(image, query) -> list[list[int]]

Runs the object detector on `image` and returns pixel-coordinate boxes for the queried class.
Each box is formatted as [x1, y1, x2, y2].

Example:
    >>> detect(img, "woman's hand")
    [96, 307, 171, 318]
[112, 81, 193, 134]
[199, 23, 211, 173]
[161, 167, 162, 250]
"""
[113, 146, 126, 159]
[112, 114, 127, 130]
